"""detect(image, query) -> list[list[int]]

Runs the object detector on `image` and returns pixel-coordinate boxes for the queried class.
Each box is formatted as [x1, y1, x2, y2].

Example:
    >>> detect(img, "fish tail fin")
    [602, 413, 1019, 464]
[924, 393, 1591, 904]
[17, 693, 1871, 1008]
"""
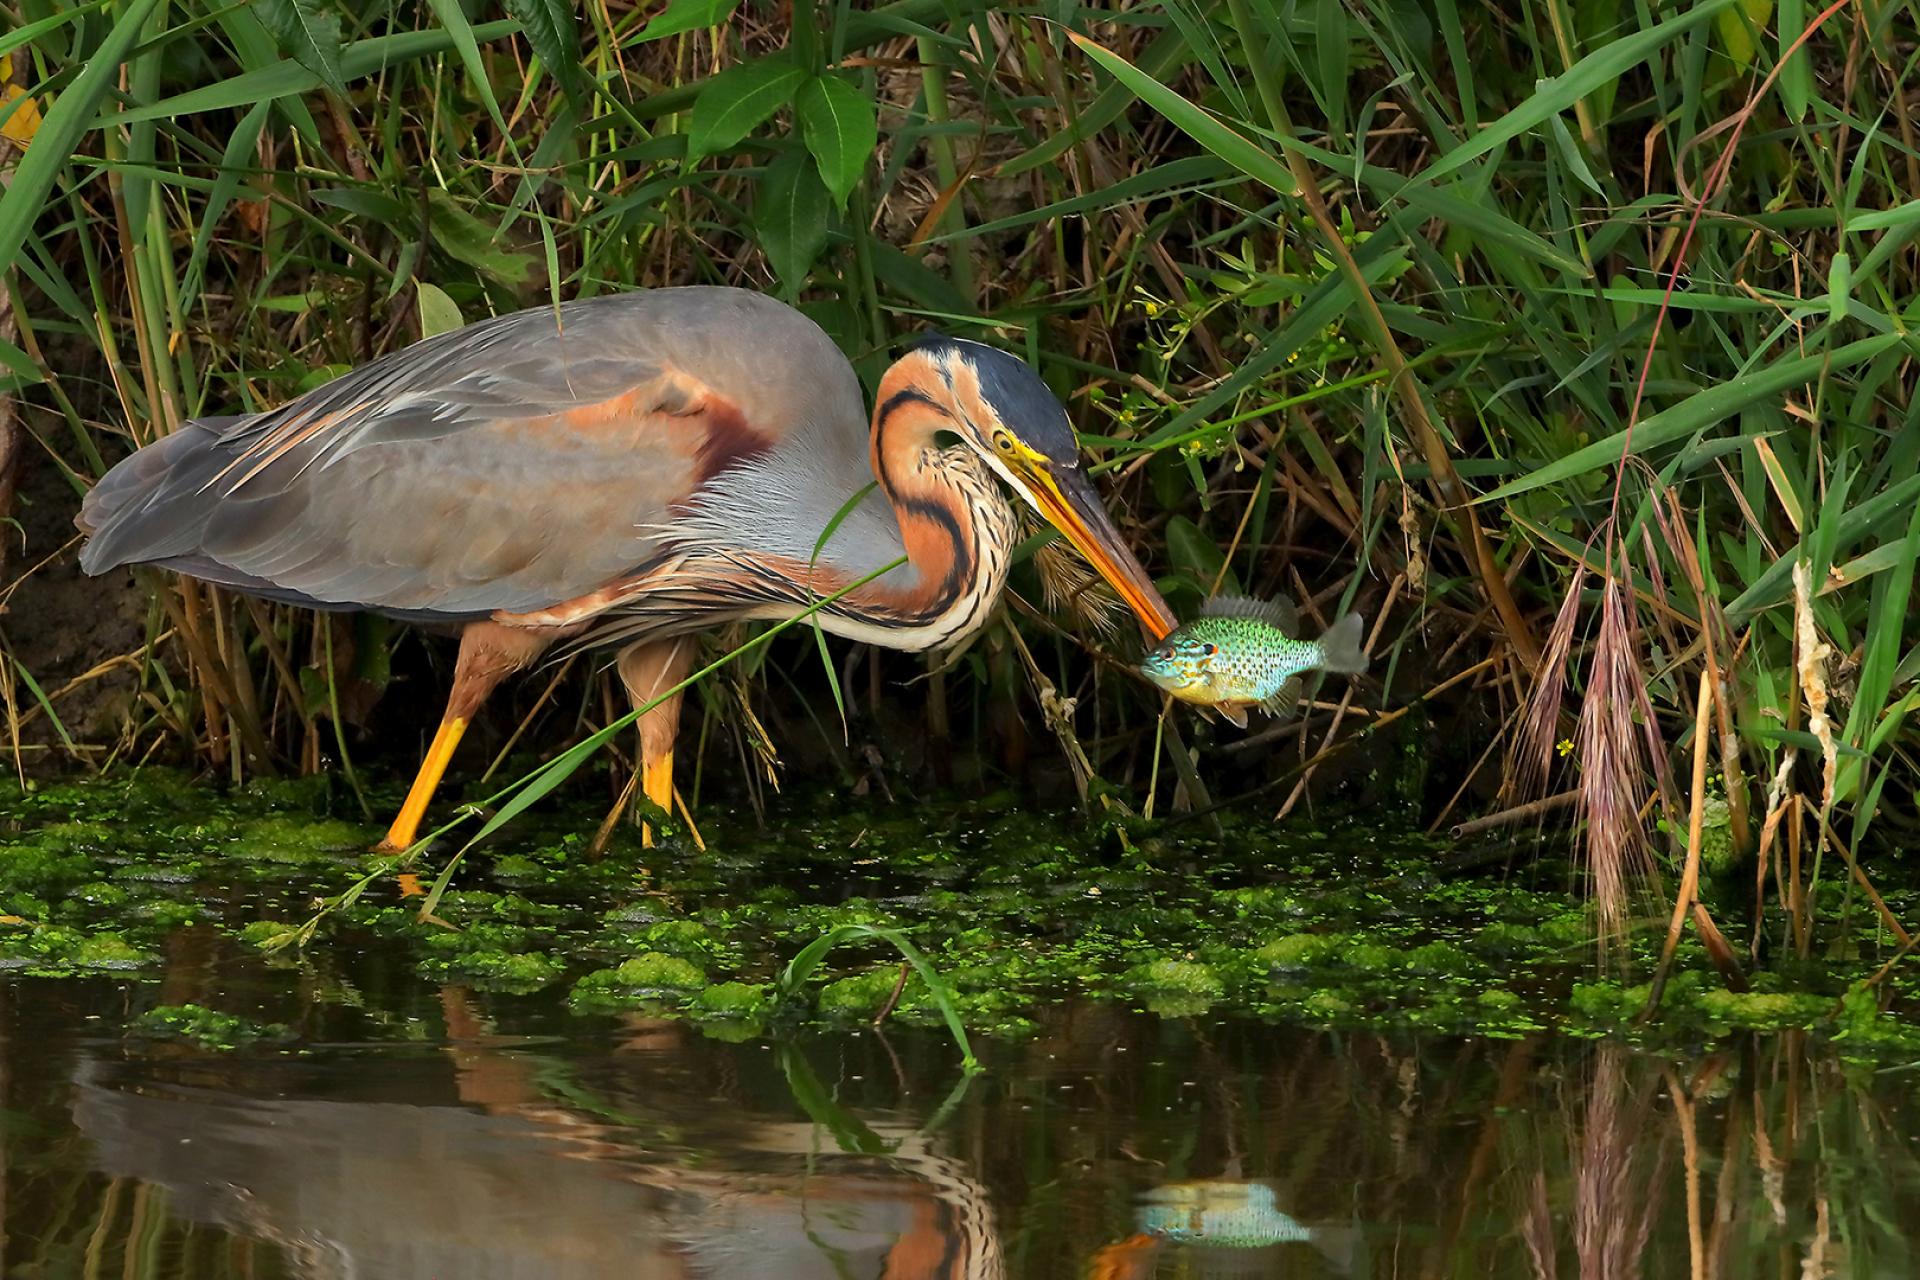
[1309, 1224, 1365, 1275]
[1316, 613, 1369, 675]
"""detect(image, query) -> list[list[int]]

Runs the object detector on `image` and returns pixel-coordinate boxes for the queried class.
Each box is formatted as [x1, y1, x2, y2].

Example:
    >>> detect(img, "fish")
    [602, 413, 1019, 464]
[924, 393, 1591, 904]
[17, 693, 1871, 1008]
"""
[1137, 596, 1367, 729]
[1134, 1180, 1362, 1272]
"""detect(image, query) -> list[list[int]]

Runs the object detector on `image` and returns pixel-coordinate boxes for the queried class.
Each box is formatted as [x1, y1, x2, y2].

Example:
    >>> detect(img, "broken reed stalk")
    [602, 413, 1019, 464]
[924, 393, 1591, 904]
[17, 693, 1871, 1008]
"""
[1645, 669, 1716, 1015]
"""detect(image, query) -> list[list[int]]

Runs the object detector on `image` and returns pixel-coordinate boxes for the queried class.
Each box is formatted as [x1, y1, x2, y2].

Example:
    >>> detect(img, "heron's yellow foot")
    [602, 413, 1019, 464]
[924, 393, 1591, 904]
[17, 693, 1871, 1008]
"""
[641, 748, 673, 849]
[374, 716, 467, 854]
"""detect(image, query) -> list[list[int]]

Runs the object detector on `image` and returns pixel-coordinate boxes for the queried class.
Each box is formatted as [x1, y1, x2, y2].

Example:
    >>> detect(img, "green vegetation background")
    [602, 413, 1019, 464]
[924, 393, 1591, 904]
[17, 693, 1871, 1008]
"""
[0, 0, 1917, 953]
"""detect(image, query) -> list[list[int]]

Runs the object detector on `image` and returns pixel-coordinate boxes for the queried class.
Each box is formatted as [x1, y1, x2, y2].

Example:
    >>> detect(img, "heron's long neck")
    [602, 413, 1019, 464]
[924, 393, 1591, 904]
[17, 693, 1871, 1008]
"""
[839, 368, 1015, 651]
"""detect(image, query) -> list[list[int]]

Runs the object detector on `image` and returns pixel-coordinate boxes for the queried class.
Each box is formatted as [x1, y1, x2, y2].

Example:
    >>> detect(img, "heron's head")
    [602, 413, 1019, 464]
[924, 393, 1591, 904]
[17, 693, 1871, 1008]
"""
[902, 336, 1177, 641]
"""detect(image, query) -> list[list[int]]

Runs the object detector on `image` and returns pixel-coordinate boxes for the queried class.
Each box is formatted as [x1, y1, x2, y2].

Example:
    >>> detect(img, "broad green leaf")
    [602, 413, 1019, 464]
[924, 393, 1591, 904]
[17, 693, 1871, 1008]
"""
[255, 0, 346, 97]
[687, 59, 807, 161]
[426, 191, 537, 285]
[0, 336, 42, 386]
[758, 148, 831, 290]
[1484, 334, 1903, 502]
[1407, 0, 1731, 190]
[1715, 0, 1771, 69]
[1067, 31, 1295, 196]
[501, 0, 589, 106]
[797, 74, 876, 209]
[0, 0, 160, 279]
[1828, 251, 1852, 322]
[632, 0, 742, 44]
[416, 282, 465, 337]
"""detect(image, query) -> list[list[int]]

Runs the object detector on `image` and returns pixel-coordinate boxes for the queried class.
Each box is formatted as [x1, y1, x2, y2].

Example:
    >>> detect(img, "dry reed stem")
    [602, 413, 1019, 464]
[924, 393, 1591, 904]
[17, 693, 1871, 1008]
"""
[1646, 669, 1717, 1014]
[1791, 561, 1837, 811]
[1663, 1068, 1706, 1280]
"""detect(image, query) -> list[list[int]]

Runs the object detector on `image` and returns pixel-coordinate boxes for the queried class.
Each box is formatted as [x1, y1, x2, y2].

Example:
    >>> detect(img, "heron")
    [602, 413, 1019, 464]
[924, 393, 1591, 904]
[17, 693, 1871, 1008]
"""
[77, 286, 1178, 851]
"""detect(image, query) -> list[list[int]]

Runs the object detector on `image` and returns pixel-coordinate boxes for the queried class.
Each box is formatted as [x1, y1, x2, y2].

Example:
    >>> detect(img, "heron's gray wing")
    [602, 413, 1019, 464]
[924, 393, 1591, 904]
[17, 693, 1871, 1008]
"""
[79, 287, 869, 620]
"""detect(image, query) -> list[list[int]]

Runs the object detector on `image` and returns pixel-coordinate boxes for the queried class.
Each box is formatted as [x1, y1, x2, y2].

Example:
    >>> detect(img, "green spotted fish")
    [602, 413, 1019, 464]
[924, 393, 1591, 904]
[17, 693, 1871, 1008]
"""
[1135, 1181, 1362, 1270]
[1138, 596, 1367, 729]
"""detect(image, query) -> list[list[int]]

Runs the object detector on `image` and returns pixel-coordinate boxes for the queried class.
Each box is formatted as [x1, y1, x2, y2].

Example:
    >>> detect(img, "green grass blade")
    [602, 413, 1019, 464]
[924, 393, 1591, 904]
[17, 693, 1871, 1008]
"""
[0, 0, 161, 278]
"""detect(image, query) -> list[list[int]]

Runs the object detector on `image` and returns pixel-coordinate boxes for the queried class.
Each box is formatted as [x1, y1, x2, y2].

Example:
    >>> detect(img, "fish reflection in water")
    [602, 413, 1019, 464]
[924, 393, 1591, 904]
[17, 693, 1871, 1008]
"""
[1090, 1180, 1361, 1279]
[70, 1053, 1004, 1280]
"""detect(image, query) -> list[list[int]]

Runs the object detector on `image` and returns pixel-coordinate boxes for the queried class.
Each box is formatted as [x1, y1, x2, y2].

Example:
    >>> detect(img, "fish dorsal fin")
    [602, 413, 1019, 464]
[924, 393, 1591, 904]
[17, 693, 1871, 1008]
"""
[1199, 595, 1299, 633]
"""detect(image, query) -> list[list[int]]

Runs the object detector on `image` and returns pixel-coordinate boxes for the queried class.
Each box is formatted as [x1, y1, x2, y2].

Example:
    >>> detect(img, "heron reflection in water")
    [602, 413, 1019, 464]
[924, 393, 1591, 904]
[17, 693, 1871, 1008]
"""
[78, 288, 1176, 846]
[71, 1035, 1006, 1279]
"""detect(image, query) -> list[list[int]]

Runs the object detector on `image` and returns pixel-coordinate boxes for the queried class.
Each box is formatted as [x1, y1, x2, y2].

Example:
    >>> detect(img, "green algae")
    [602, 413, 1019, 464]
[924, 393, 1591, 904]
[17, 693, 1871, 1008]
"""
[818, 968, 924, 1019]
[694, 980, 769, 1018]
[440, 950, 563, 992]
[571, 953, 706, 1011]
[132, 1003, 291, 1049]
[231, 816, 371, 864]
[9, 767, 1920, 1060]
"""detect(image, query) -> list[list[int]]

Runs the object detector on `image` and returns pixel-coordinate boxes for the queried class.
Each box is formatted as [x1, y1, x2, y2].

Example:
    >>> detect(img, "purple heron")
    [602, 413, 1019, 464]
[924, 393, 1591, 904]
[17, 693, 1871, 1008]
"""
[77, 287, 1177, 850]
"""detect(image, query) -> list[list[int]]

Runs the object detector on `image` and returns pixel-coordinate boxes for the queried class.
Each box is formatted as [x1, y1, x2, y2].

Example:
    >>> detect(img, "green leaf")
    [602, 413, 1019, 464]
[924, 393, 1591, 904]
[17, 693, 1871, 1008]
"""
[426, 0, 509, 131]
[417, 282, 465, 337]
[632, 0, 742, 44]
[1400, 182, 1590, 277]
[182, 100, 271, 311]
[1777, 0, 1812, 120]
[1406, 0, 1730, 191]
[1828, 251, 1852, 322]
[255, 0, 346, 98]
[106, 21, 521, 125]
[0, 0, 161, 280]
[502, 0, 589, 107]
[0, 337, 42, 387]
[1067, 31, 1295, 196]
[796, 74, 876, 209]
[757, 148, 831, 290]
[687, 59, 808, 161]
[1483, 334, 1904, 503]
[0, 1, 112, 63]
[426, 191, 537, 285]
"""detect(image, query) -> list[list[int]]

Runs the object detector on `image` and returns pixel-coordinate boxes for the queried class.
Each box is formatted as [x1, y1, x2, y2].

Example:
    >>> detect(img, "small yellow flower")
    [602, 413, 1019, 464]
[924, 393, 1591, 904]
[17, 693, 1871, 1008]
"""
[1556, 737, 1574, 758]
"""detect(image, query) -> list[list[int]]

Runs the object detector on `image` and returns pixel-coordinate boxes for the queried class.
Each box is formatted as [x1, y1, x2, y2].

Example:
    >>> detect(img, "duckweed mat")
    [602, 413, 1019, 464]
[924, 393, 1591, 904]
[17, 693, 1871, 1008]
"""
[4, 769, 1919, 1059]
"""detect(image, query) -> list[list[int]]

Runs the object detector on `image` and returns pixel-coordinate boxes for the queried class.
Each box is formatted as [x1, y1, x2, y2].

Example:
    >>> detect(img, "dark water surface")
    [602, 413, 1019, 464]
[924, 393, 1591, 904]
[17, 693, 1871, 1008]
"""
[2, 968, 1917, 1278]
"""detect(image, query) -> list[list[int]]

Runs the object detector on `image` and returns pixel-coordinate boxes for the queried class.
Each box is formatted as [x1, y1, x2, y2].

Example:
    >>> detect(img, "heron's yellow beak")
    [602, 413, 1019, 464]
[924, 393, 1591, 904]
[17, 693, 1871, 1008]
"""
[1016, 458, 1178, 643]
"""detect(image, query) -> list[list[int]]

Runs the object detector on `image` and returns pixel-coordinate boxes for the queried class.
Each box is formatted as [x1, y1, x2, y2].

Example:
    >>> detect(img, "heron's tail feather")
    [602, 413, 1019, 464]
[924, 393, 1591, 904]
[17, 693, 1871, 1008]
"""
[77, 417, 249, 574]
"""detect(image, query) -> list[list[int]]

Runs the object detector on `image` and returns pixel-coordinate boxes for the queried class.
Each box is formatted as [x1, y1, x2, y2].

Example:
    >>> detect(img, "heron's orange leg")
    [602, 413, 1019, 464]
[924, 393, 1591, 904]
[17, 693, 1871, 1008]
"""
[617, 639, 698, 850]
[377, 714, 467, 851]
[372, 622, 551, 854]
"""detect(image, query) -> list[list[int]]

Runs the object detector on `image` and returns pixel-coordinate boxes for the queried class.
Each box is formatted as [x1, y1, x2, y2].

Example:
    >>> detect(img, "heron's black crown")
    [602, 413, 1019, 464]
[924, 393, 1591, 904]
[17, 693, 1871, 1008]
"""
[913, 335, 1079, 465]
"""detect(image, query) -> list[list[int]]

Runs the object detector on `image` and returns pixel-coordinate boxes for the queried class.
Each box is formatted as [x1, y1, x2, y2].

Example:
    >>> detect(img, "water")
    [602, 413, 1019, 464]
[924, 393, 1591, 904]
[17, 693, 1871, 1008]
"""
[5, 778, 1919, 1275]
[3, 969, 1917, 1278]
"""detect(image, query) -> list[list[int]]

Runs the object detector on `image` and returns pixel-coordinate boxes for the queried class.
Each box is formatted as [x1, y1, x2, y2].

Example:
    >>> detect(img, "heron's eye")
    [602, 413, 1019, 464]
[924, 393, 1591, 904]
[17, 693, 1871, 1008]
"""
[993, 431, 1016, 454]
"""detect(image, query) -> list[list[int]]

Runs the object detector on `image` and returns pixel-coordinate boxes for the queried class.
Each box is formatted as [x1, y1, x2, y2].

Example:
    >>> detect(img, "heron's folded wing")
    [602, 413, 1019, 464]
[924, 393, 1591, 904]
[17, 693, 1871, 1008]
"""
[80, 289, 855, 620]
